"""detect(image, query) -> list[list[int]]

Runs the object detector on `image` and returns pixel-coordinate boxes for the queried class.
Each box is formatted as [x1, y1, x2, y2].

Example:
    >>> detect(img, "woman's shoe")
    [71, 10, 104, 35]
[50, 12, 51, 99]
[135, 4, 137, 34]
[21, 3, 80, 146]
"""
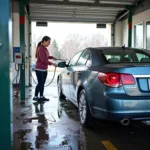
[33, 96, 39, 101]
[40, 96, 49, 101]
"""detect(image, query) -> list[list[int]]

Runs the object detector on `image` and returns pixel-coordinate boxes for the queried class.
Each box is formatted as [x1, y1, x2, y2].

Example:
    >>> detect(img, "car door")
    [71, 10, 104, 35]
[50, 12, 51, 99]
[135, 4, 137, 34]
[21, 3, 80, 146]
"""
[70, 50, 92, 102]
[62, 51, 83, 99]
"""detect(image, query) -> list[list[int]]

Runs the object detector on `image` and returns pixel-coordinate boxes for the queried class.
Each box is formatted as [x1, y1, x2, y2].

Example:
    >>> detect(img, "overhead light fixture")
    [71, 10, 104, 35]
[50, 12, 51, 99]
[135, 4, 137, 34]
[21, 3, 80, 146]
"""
[99, 1, 133, 5]
[36, 22, 48, 27]
[97, 24, 106, 28]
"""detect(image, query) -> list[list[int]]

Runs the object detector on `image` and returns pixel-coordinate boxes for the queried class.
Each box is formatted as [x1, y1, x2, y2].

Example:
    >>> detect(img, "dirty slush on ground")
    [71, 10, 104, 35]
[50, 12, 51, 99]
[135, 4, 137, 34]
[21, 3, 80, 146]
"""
[13, 86, 87, 150]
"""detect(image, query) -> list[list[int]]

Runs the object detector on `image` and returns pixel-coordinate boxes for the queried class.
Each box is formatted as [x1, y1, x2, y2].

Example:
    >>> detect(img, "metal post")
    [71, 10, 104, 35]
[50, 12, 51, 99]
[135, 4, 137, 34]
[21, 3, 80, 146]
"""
[128, 9, 132, 47]
[29, 21, 32, 87]
[0, 0, 12, 149]
[19, 0, 26, 102]
[111, 24, 115, 46]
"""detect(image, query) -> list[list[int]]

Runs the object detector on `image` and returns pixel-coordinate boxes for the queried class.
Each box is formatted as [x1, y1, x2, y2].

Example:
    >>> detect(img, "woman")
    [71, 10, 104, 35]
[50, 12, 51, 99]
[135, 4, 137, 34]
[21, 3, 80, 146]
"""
[33, 36, 58, 101]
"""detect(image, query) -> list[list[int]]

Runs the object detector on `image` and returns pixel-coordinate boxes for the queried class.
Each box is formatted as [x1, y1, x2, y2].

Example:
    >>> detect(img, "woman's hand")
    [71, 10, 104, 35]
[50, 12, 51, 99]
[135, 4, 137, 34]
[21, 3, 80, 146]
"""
[53, 57, 57, 60]
[49, 56, 57, 60]
[52, 63, 58, 67]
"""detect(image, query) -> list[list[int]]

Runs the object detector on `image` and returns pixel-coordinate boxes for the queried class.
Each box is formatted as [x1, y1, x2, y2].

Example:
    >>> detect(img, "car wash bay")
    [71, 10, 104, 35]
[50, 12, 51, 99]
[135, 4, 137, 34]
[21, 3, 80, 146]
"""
[1, 0, 150, 149]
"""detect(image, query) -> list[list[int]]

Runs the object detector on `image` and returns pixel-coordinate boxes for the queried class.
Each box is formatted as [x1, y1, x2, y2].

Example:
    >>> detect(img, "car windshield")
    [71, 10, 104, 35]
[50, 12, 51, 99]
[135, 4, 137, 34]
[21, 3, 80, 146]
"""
[100, 49, 150, 63]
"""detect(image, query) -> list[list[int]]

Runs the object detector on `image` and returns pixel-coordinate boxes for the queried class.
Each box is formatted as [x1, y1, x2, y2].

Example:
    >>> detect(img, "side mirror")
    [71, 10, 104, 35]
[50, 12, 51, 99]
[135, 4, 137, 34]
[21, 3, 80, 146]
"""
[58, 61, 67, 68]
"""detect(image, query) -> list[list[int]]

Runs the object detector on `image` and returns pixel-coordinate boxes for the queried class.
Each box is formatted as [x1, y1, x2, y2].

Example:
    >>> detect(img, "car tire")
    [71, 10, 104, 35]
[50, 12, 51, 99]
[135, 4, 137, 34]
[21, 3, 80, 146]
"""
[57, 78, 66, 100]
[78, 89, 95, 127]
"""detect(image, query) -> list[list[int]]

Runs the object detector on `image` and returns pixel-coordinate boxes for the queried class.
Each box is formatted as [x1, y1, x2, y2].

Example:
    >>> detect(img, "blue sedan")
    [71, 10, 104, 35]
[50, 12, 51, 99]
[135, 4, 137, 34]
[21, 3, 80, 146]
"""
[57, 47, 150, 127]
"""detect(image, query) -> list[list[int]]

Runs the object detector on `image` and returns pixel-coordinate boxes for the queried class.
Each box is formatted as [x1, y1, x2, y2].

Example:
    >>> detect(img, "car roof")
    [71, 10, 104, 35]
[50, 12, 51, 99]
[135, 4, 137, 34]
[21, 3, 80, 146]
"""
[86, 47, 150, 53]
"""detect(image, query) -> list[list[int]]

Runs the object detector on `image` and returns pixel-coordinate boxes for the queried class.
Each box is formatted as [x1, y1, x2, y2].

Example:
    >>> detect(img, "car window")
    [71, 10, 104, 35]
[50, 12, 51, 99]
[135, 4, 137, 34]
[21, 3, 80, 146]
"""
[136, 53, 150, 62]
[77, 51, 90, 66]
[104, 53, 133, 63]
[68, 51, 82, 67]
[100, 49, 150, 63]
[105, 55, 121, 62]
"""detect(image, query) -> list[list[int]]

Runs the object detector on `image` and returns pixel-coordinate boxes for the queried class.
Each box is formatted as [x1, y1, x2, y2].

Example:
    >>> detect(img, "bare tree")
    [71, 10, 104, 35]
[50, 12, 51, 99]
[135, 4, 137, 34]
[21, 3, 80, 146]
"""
[60, 43, 70, 59]
[60, 34, 83, 59]
[60, 33, 107, 60]
[82, 34, 108, 48]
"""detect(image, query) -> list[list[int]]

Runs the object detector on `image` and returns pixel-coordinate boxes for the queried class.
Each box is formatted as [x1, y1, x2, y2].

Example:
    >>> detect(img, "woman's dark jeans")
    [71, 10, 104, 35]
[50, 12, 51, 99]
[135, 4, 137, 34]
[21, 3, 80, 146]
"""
[35, 70, 47, 97]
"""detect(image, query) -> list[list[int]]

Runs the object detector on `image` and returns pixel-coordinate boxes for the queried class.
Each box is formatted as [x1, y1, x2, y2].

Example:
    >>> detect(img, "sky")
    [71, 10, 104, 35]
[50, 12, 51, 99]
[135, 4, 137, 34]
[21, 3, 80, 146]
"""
[31, 22, 109, 48]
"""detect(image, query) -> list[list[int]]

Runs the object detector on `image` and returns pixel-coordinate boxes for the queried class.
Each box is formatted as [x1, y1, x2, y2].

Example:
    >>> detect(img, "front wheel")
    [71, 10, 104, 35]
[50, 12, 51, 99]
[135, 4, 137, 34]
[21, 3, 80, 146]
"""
[78, 89, 95, 127]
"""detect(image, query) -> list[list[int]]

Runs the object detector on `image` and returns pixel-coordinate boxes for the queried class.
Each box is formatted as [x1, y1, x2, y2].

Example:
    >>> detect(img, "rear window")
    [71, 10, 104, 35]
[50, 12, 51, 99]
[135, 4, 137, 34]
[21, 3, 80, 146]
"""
[100, 50, 150, 63]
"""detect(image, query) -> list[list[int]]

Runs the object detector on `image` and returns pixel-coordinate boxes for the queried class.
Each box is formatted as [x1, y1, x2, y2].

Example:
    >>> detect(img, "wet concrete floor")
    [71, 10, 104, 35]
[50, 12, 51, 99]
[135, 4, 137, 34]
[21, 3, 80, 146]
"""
[13, 85, 150, 150]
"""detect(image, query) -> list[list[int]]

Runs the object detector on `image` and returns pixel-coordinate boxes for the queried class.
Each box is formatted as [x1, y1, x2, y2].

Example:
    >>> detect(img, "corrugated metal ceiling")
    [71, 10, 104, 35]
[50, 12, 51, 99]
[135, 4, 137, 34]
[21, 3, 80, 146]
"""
[29, 0, 138, 23]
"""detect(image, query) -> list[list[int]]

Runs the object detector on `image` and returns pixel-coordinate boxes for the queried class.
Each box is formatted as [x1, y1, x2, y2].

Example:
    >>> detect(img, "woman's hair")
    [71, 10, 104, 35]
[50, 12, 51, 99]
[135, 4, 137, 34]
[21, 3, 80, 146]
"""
[35, 41, 42, 58]
[35, 36, 51, 58]
[41, 36, 51, 43]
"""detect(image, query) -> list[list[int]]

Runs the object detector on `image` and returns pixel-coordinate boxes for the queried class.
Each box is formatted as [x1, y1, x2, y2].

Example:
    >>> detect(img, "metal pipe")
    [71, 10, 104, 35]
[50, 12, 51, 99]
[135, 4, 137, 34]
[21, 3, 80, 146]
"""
[116, 10, 129, 21]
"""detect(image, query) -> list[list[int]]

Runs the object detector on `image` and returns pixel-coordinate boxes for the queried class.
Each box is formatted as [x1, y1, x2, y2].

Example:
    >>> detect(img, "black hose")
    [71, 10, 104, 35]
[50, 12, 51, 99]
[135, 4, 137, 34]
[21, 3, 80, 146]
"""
[30, 67, 57, 87]
[12, 64, 57, 103]
[12, 64, 20, 84]
[12, 70, 19, 84]
[45, 67, 56, 87]
[12, 64, 20, 102]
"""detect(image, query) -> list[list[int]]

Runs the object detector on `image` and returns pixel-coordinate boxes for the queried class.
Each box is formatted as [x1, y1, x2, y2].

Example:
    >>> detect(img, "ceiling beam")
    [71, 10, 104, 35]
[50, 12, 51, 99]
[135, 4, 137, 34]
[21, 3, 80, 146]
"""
[30, 9, 118, 14]
[30, 0, 129, 8]
[29, 4, 124, 11]
[99, 0, 133, 5]
[30, 12, 116, 19]
[30, 12, 117, 16]
[30, 17, 114, 23]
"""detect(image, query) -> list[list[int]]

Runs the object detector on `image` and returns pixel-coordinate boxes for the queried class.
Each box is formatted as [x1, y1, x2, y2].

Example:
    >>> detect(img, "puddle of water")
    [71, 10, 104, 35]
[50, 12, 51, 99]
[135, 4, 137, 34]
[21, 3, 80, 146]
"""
[49, 131, 67, 146]
[13, 129, 33, 150]
[13, 86, 88, 150]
